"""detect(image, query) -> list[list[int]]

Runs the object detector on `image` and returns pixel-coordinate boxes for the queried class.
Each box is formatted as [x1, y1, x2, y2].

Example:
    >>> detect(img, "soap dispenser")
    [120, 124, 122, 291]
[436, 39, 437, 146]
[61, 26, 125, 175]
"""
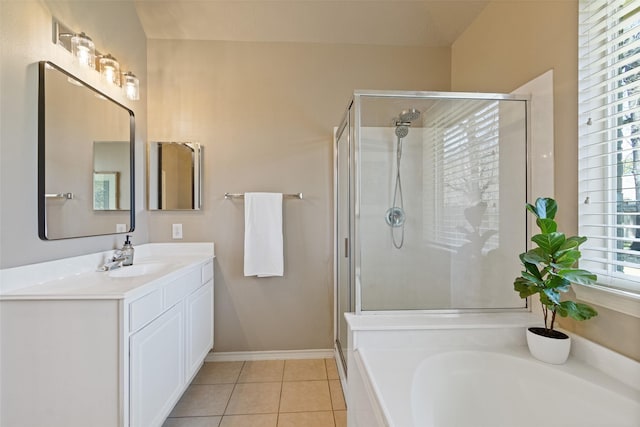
[122, 235, 134, 266]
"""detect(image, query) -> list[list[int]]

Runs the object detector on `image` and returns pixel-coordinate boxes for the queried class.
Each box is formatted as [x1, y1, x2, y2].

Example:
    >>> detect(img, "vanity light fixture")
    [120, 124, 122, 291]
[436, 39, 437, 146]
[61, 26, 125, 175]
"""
[70, 32, 95, 69]
[52, 18, 139, 101]
[99, 54, 121, 87]
[122, 72, 140, 101]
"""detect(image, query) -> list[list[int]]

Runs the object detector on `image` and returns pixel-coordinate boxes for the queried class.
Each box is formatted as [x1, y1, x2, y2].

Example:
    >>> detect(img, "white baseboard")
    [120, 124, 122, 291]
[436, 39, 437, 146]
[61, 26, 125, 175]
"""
[206, 348, 335, 362]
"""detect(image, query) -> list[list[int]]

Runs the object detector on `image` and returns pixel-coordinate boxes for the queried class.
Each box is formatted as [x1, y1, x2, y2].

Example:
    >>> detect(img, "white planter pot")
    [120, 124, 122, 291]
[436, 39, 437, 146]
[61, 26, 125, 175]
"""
[526, 327, 571, 365]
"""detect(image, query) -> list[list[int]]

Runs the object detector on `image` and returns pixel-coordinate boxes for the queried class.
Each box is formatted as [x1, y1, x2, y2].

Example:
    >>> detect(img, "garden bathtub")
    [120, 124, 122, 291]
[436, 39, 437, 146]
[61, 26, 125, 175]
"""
[354, 346, 640, 427]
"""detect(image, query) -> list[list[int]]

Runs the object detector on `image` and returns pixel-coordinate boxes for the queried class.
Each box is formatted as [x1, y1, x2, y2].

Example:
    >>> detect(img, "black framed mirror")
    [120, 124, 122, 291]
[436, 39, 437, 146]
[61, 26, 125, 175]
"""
[38, 61, 135, 240]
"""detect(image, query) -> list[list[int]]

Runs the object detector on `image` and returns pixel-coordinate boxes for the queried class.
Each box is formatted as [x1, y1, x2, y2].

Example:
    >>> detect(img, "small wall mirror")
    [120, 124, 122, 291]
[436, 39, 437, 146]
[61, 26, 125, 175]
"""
[147, 142, 202, 210]
[38, 61, 135, 240]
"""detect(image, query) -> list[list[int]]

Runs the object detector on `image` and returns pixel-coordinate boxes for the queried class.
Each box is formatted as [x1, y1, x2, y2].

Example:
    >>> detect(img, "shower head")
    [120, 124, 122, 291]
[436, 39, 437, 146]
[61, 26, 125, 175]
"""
[395, 125, 409, 138]
[393, 108, 421, 138]
[399, 108, 421, 122]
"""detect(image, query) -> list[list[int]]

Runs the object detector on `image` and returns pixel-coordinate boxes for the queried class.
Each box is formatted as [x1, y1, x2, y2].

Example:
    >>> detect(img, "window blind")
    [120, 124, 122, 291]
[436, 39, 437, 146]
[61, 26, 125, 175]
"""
[578, 0, 640, 293]
[423, 99, 500, 249]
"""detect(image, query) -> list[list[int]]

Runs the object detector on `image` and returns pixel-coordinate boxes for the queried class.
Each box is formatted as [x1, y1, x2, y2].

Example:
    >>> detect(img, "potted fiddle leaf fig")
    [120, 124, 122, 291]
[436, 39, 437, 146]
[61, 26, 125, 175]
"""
[514, 197, 598, 364]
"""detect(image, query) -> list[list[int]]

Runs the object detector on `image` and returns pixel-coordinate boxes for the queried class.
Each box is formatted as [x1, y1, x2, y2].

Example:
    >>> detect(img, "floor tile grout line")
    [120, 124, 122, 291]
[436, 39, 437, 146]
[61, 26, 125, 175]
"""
[219, 360, 245, 420]
[219, 412, 280, 415]
[324, 358, 330, 380]
[326, 357, 334, 412]
[236, 377, 330, 383]
[328, 378, 335, 412]
[167, 415, 225, 419]
[275, 359, 286, 426]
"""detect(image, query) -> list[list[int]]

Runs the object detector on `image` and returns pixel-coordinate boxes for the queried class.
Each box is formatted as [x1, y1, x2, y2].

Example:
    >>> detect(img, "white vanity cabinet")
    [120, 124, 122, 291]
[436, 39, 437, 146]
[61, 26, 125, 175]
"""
[129, 262, 214, 427]
[0, 246, 214, 427]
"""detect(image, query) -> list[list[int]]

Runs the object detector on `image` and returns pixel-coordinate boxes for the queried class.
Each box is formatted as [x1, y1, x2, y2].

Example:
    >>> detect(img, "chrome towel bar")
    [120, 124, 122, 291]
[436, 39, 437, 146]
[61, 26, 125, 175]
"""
[45, 193, 74, 199]
[224, 192, 303, 200]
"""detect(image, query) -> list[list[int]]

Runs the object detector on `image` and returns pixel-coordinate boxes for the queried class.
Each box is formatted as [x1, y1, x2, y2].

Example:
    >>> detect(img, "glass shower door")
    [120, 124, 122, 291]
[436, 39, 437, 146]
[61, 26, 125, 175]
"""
[335, 108, 352, 372]
[356, 94, 529, 312]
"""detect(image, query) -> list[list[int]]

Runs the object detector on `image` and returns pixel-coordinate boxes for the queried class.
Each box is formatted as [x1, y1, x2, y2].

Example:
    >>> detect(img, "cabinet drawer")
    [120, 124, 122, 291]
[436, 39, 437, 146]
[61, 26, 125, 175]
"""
[164, 269, 201, 309]
[129, 290, 163, 332]
[201, 260, 213, 284]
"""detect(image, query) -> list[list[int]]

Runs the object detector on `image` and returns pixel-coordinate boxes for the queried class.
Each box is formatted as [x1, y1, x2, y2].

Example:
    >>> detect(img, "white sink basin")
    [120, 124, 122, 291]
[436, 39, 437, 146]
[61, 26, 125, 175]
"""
[108, 263, 165, 278]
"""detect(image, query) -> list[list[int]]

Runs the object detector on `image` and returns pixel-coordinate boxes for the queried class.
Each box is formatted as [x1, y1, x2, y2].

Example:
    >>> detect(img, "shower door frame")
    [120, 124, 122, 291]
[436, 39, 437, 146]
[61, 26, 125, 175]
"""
[351, 89, 533, 315]
[333, 99, 356, 373]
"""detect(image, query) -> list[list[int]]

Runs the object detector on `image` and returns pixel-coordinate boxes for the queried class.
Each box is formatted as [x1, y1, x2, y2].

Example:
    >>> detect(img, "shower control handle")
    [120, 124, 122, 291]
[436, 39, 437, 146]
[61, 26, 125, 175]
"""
[344, 238, 349, 258]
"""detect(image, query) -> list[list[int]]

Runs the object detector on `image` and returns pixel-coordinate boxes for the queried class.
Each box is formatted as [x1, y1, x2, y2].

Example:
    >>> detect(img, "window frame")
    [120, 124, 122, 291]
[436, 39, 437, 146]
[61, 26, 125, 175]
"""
[577, 0, 640, 315]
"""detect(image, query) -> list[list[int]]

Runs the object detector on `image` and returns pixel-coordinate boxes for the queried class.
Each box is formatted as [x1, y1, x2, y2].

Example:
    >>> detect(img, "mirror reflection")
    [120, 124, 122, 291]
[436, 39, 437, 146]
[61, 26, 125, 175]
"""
[147, 142, 202, 210]
[38, 61, 134, 240]
[93, 141, 130, 210]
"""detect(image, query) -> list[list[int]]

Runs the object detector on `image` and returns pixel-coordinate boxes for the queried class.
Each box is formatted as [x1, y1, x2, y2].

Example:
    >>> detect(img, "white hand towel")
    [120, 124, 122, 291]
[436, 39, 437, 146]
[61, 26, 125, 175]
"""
[244, 192, 284, 277]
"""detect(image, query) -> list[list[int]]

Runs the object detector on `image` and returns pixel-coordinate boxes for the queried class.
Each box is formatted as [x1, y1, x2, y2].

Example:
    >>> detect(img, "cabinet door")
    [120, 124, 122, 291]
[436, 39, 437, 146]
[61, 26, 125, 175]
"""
[185, 280, 214, 380]
[130, 302, 185, 427]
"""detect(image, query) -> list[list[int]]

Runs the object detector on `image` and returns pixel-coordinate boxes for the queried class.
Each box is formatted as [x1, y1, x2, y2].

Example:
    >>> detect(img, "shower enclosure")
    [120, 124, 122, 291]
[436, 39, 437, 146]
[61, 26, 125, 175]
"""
[334, 90, 530, 370]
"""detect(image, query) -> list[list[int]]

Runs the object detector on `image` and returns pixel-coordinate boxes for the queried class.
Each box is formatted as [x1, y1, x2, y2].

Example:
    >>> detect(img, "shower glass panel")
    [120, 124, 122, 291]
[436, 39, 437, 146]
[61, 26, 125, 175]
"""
[338, 91, 529, 314]
[335, 103, 355, 372]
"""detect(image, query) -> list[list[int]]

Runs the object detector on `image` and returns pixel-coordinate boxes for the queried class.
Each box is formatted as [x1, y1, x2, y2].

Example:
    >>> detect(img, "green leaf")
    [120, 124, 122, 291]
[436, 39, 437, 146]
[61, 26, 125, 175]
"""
[545, 275, 571, 292]
[539, 292, 557, 309]
[514, 279, 538, 298]
[555, 240, 579, 258]
[535, 197, 558, 220]
[519, 253, 543, 279]
[532, 232, 566, 255]
[565, 235, 587, 247]
[553, 250, 581, 268]
[557, 269, 597, 285]
[522, 271, 543, 285]
[555, 303, 569, 317]
[557, 301, 598, 321]
[536, 218, 558, 234]
[558, 239, 579, 251]
[526, 203, 539, 218]
[522, 248, 549, 264]
[543, 288, 561, 305]
[524, 263, 543, 280]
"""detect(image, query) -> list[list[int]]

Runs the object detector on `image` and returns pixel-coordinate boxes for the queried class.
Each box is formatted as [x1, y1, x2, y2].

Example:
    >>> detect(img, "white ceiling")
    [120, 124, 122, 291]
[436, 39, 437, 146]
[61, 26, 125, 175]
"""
[134, 0, 489, 47]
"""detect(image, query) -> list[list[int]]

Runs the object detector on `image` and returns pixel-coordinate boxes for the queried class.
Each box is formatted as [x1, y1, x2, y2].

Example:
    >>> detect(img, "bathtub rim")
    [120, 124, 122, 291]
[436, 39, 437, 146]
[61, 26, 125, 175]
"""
[357, 343, 640, 427]
[345, 311, 538, 331]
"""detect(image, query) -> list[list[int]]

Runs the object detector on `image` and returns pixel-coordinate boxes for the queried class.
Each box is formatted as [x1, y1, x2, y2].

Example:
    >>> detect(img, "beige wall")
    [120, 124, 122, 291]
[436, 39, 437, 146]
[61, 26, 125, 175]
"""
[0, 1, 148, 268]
[147, 39, 451, 351]
[451, 0, 640, 360]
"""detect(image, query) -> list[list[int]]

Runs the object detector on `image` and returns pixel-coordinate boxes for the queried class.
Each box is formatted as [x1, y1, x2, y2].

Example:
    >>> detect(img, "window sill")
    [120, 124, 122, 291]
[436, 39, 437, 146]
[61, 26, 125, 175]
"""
[574, 284, 640, 318]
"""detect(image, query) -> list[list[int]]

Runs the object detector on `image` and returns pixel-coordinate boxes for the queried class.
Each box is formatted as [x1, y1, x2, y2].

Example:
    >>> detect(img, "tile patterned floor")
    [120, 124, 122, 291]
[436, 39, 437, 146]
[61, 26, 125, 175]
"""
[163, 358, 347, 427]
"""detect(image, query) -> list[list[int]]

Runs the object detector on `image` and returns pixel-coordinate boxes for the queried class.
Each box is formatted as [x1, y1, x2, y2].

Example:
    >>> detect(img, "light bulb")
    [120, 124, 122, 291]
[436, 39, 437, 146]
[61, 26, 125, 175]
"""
[71, 33, 95, 69]
[122, 71, 140, 101]
[99, 54, 120, 86]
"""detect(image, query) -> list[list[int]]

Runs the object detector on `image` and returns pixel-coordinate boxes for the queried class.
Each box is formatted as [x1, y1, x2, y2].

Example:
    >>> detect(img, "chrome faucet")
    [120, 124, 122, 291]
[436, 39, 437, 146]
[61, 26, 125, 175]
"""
[99, 251, 127, 271]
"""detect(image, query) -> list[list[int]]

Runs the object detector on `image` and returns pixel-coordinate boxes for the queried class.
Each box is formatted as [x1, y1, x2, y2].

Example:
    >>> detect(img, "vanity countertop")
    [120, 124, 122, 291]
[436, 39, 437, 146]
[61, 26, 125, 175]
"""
[0, 243, 214, 301]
